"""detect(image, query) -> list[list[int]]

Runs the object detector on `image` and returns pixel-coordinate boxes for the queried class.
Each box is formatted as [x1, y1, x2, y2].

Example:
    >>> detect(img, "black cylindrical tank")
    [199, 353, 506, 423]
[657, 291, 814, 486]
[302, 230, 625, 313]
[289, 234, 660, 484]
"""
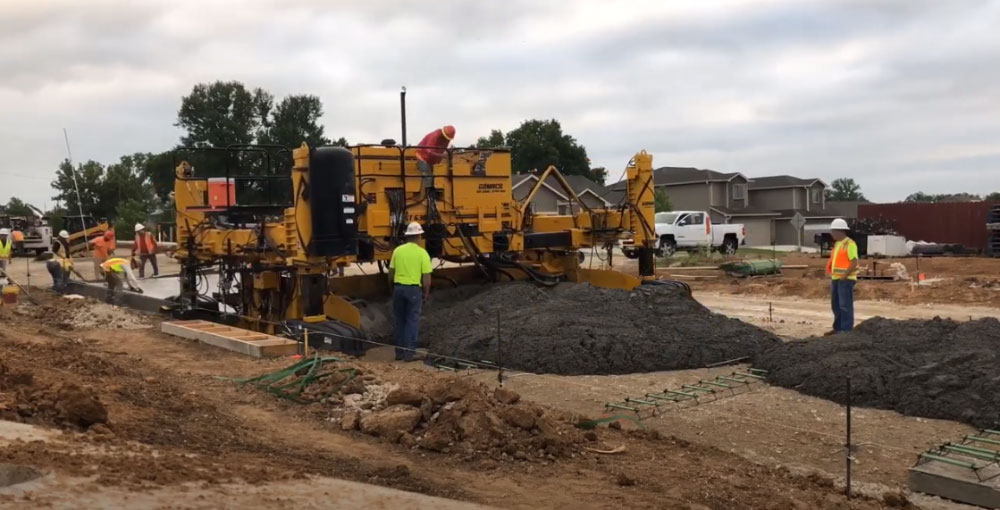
[308, 146, 358, 257]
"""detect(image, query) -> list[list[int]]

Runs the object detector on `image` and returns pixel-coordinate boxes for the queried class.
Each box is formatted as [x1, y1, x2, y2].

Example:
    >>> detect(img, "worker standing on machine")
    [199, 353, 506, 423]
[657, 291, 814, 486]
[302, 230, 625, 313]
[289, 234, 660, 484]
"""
[388, 222, 432, 361]
[415, 125, 456, 175]
[132, 223, 159, 278]
[826, 218, 859, 333]
[100, 257, 143, 305]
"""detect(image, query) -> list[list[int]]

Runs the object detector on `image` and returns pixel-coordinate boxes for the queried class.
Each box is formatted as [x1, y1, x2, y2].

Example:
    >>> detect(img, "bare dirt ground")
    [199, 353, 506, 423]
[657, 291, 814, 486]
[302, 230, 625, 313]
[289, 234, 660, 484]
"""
[0, 292, 907, 510]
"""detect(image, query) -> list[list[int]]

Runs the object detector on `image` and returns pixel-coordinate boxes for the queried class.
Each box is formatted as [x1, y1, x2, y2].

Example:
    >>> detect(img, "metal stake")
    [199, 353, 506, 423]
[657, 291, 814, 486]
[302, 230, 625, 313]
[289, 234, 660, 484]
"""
[768, 301, 773, 322]
[496, 307, 503, 387]
[846, 377, 852, 499]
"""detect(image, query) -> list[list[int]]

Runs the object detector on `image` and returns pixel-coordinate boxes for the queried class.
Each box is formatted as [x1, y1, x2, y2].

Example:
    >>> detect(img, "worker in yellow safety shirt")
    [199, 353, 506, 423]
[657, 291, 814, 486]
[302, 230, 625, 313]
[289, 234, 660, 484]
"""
[825, 218, 859, 333]
[0, 228, 11, 281]
[387, 222, 432, 362]
[100, 257, 143, 305]
[46, 230, 74, 291]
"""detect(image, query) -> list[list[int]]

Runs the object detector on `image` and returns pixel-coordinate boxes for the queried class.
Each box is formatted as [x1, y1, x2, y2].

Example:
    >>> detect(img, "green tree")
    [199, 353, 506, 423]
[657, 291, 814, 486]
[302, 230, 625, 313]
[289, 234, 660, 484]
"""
[480, 120, 598, 183]
[176, 81, 273, 147]
[476, 129, 505, 148]
[51, 159, 106, 217]
[2, 198, 37, 216]
[654, 188, 672, 212]
[904, 191, 982, 203]
[114, 198, 152, 238]
[986, 192, 1000, 201]
[824, 177, 866, 201]
[259, 95, 331, 149]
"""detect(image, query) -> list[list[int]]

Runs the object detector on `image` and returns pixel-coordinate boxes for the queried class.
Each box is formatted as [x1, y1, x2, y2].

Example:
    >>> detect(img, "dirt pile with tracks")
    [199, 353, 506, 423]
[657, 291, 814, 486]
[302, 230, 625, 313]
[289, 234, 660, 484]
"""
[419, 282, 782, 375]
[0, 362, 108, 430]
[756, 316, 1000, 427]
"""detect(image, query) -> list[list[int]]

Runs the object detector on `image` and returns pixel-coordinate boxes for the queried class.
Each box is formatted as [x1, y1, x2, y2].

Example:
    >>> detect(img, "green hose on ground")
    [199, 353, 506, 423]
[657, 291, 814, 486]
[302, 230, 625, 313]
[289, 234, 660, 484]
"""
[235, 354, 357, 404]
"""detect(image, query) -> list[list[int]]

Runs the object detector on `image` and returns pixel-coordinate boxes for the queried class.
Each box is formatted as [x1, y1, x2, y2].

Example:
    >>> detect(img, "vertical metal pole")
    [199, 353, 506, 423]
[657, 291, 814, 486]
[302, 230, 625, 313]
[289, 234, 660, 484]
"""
[768, 302, 773, 322]
[62, 128, 92, 259]
[496, 307, 503, 387]
[400, 86, 407, 147]
[846, 377, 852, 499]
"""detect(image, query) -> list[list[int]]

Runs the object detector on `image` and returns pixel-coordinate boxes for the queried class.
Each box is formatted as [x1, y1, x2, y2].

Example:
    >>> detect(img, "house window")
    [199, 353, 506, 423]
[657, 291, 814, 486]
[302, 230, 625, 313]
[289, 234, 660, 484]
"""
[811, 187, 821, 204]
[733, 183, 747, 200]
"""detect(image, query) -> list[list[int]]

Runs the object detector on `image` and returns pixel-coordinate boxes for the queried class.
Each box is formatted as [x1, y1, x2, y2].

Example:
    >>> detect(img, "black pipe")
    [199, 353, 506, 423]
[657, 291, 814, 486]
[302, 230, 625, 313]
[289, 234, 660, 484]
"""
[400, 86, 407, 147]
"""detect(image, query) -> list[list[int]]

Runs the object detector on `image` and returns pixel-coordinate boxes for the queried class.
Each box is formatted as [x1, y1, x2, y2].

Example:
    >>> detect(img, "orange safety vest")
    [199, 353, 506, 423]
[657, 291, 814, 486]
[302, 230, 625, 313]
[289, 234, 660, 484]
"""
[134, 232, 155, 254]
[826, 238, 858, 281]
[101, 257, 128, 273]
[11, 230, 24, 242]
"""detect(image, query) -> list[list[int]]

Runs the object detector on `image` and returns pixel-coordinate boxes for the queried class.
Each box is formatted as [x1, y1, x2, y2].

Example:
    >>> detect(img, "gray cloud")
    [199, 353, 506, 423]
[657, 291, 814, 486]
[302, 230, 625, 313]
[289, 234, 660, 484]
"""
[1, 0, 999, 207]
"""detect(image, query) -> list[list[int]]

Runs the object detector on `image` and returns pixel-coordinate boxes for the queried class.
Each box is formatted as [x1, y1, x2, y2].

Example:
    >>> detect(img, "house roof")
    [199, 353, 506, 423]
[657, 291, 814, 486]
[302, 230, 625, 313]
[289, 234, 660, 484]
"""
[771, 208, 843, 219]
[748, 175, 825, 190]
[710, 206, 782, 217]
[512, 173, 610, 205]
[607, 166, 746, 191]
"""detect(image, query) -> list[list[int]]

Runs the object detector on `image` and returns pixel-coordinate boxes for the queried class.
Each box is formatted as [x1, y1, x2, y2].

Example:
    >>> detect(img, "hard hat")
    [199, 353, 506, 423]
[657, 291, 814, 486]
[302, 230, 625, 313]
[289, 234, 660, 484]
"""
[404, 222, 424, 236]
[0, 228, 8, 236]
[830, 218, 850, 231]
[441, 125, 456, 141]
[58, 230, 69, 239]
[135, 223, 145, 231]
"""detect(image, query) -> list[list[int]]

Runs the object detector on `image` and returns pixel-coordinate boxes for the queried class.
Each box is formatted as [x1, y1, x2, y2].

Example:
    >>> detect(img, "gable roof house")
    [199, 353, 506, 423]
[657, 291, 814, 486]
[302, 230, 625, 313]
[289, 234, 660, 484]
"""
[604, 167, 843, 247]
[512, 173, 610, 215]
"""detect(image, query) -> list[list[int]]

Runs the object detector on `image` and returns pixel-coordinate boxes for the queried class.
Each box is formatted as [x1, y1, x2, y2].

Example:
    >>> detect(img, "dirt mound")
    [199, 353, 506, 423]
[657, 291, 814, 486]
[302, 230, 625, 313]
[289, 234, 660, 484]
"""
[1, 363, 108, 430]
[419, 282, 781, 375]
[6, 293, 150, 330]
[335, 377, 583, 460]
[755, 316, 1000, 427]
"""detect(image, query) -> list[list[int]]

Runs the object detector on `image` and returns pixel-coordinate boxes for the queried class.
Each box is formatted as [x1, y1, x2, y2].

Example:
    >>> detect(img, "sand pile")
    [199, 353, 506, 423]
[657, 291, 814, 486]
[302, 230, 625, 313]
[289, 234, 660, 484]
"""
[419, 282, 782, 375]
[755, 317, 1000, 427]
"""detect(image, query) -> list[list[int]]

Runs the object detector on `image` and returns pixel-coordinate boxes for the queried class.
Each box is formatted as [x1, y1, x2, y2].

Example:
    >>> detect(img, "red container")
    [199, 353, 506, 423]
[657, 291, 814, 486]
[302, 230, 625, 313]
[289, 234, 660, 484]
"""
[208, 178, 236, 208]
[858, 202, 996, 252]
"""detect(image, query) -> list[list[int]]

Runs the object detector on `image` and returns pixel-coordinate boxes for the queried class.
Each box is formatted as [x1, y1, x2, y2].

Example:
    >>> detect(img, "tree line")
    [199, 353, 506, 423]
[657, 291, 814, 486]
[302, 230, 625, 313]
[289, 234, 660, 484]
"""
[821, 178, 999, 203]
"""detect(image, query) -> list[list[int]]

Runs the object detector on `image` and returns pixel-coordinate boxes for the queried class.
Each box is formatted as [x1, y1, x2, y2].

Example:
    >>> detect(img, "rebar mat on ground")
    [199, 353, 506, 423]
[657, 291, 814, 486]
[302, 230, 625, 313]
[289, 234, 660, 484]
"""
[604, 369, 768, 420]
[916, 428, 1000, 482]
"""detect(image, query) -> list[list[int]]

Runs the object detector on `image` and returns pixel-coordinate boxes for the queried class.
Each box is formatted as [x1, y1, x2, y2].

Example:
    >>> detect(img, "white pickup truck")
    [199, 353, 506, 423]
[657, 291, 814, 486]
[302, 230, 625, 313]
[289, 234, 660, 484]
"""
[653, 211, 744, 256]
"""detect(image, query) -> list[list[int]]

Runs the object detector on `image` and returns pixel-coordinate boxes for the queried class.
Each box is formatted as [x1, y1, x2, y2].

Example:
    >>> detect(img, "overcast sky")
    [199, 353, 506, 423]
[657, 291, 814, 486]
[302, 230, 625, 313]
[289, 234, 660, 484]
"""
[2, 0, 999, 207]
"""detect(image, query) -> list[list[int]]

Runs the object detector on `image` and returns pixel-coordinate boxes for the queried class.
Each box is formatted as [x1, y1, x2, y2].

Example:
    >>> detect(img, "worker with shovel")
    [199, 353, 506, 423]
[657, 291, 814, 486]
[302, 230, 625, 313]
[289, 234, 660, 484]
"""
[826, 218, 859, 333]
[100, 257, 143, 305]
[46, 230, 74, 291]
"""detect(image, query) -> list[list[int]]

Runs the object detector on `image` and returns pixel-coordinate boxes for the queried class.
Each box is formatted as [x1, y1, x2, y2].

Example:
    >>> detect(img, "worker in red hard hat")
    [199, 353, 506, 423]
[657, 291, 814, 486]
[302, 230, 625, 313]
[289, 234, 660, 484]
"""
[415, 125, 456, 176]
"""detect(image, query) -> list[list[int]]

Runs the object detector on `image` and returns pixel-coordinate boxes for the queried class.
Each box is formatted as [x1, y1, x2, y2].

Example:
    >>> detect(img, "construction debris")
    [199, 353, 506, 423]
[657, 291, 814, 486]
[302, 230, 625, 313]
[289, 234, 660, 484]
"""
[420, 282, 782, 375]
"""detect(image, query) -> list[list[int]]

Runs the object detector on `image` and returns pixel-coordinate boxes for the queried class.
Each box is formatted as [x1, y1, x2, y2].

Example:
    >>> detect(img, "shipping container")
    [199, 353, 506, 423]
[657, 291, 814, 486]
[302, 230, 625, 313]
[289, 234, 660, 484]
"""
[857, 202, 997, 252]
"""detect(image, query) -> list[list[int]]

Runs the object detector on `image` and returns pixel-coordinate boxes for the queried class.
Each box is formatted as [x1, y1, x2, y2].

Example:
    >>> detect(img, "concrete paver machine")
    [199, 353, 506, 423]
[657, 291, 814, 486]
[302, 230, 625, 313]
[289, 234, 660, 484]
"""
[172, 142, 659, 351]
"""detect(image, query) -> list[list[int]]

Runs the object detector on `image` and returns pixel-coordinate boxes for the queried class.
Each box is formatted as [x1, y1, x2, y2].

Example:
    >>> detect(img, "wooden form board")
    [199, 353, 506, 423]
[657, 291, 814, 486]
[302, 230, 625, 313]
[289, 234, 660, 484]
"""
[161, 320, 299, 358]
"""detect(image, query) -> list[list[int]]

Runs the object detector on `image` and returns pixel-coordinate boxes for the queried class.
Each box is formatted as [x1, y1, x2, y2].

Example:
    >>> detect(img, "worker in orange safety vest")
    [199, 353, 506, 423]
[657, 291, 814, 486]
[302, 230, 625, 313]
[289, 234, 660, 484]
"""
[825, 218, 859, 333]
[90, 230, 114, 280]
[132, 223, 159, 278]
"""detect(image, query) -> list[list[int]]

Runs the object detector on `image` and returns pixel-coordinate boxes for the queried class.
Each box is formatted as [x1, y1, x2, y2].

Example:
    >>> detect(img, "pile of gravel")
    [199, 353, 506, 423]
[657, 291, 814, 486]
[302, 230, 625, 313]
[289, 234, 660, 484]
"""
[418, 282, 782, 375]
[755, 317, 1000, 427]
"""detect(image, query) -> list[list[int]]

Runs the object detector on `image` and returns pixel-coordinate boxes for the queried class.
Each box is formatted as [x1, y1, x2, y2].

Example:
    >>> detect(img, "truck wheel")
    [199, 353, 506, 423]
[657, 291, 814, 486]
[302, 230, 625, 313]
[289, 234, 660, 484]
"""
[722, 238, 738, 255]
[660, 239, 677, 257]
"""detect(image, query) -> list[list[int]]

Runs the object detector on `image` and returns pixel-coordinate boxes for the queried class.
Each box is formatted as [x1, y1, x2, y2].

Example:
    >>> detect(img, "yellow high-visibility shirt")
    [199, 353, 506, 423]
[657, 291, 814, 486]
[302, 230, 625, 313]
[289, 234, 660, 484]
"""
[389, 242, 431, 286]
[0, 238, 11, 259]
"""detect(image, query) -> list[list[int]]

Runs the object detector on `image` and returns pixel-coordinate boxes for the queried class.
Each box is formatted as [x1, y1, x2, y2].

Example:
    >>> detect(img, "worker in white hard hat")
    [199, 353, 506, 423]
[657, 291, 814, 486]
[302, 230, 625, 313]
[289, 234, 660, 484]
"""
[46, 229, 74, 291]
[0, 228, 11, 277]
[131, 223, 159, 278]
[387, 222, 432, 361]
[825, 218, 858, 333]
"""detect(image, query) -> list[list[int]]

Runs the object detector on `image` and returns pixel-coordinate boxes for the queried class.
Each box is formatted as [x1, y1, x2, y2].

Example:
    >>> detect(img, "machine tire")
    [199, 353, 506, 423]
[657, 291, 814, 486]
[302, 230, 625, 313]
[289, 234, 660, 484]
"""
[622, 247, 639, 259]
[660, 238, 677, 257]
[721, 238, 738, 256]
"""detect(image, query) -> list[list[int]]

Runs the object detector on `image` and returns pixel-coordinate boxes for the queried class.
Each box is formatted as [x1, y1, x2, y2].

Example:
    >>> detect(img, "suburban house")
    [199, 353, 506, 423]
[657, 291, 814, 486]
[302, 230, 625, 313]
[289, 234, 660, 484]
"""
[512, 173, 611, 214]
[605, 167, 852, 246]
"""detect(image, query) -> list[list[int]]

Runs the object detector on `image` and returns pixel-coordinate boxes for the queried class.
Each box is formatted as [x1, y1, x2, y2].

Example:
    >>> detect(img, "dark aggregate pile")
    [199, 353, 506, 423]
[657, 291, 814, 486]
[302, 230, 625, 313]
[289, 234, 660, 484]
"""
[755, 317, 1000, 428]
[418, 282, 782, 375]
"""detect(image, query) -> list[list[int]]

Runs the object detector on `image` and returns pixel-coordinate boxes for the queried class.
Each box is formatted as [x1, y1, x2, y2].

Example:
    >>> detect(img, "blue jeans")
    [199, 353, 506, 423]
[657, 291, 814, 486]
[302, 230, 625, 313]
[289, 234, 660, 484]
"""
[393, 284, 423, 360]
[831, 279, 856, 332]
